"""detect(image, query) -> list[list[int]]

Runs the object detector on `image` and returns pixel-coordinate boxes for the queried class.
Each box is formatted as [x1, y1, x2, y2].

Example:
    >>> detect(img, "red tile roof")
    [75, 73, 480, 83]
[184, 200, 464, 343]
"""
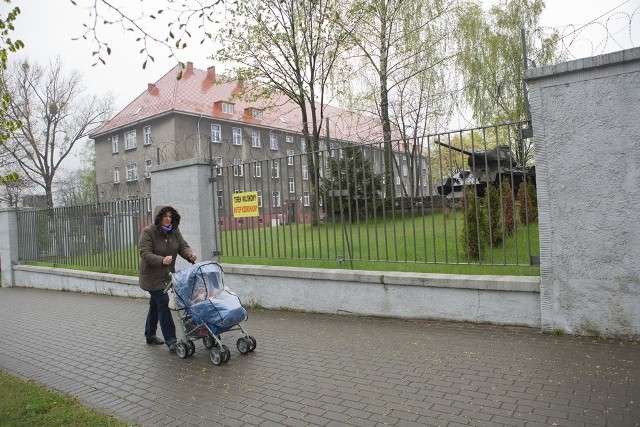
[90, 62, 385, 143]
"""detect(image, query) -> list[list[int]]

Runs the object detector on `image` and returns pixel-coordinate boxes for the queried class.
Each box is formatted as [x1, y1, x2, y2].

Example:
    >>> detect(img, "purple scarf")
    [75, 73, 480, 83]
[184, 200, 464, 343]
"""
[162, 225, 173, 233]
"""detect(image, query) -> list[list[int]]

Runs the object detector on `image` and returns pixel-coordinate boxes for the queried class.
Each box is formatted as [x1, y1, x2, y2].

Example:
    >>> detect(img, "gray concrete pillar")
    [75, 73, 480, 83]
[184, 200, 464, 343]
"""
[525, 48, 640, 337]
[149, 158, 220, 270]
[0, 208, 19, 287]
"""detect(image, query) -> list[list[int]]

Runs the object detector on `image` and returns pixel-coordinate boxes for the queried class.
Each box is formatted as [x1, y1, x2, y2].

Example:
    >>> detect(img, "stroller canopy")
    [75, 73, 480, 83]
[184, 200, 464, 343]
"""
[172, 261, 224, 308]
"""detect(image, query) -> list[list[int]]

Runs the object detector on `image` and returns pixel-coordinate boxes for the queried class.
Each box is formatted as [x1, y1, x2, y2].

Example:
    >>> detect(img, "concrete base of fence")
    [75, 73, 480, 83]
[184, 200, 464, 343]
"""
[12, 264, 541, 327]
[13, 265, 147, 299]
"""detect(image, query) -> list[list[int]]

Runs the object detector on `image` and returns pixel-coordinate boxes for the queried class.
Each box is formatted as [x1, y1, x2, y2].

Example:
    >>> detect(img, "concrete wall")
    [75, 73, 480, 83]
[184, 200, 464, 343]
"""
[5, 48, 640, 337]
[10, 264, 541, 327]
[525, 47, 640, 337]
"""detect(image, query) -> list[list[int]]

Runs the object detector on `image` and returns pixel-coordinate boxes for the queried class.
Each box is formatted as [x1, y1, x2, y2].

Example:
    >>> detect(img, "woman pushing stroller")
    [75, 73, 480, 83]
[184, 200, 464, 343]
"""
[139, 205, 197, 351]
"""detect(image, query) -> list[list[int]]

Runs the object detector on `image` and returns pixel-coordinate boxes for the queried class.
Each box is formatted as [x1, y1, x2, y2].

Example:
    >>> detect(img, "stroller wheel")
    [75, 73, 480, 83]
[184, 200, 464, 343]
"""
[248, 336, 257, 352]
[237, 337, 250, 354]
[176, 342, 189, 359]
[187, 340, 196, 356]
[221, 345, 231, 363]
[209, 348, 223, 365]
[203, 335, 216, 349]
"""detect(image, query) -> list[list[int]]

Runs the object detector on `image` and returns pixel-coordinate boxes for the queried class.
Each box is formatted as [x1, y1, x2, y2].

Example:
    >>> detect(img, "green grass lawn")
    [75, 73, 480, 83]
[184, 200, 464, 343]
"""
[221, 211, 540, 276]
[0, 370, 128, 427]
[26, 211, 540, 277]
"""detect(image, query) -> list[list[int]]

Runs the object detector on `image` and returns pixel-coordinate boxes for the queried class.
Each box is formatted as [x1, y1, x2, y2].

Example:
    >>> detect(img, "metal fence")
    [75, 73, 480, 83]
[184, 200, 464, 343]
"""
[16, 121, 539, 271]
[215, 121, 539, 267]
[17, 197, 152, 271]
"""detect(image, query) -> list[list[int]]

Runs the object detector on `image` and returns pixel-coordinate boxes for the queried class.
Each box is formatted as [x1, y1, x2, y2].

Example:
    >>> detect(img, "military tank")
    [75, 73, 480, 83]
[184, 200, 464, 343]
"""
[433, 141, 535, 197]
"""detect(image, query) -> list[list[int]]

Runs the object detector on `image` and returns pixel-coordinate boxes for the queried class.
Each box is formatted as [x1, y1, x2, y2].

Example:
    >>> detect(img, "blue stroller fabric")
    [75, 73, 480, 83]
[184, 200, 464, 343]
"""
[172, 261, 247, 334]
[191, 290, 247, 330]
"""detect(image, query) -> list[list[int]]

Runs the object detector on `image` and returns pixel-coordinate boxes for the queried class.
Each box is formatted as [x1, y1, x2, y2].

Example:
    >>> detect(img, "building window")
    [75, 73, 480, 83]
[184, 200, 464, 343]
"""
[222, 102, 234, 114]
[302, 165, 309, 180]
[213, 157, 223, 176]
[402, 164, 408, 177]
[329, 143, 335, 158]
[217, 190, 224, 209]
[211, 124, 221, 143]
[272, 191, 281, 207]
[339, 148, 344, 159]
[288, 177, 295, 193]
[111, 135, 119, 154]
[232, 127, 242, 146]
[145, 159, 152, 178]
[271, 160, 279, 178]
[254, 163, 262, 178]
[143, 126, 151, 145]
[125, 130, 137, 150]
[252, 109, 263, 120]
[270, 134, 278, 150]
[287, 149, 294, 166]
[257, 191, 263, 208]
[233, 158, 244, 177]
[300, 138, 307, 153]
[251, 130, 261, 148]
[126, 162, 138, 181]
[303, 191, 310, 207]
[286, 135, 293, 144]
[395, 175, 400, 185]
[113, 166, 120, 183]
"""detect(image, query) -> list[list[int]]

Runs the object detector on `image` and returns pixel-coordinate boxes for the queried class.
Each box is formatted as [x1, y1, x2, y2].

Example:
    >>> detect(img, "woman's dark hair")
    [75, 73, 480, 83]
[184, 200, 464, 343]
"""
[154, 206, 181, 232]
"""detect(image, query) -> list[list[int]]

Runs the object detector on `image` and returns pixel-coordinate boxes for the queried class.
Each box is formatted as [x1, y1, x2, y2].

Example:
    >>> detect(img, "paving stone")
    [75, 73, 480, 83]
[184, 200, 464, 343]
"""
[1, 287, 639, 427]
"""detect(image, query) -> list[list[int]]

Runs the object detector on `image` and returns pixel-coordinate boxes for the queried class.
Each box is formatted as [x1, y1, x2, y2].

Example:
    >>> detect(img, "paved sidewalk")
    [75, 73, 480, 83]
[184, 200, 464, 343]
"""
[0, 287, 638, 426]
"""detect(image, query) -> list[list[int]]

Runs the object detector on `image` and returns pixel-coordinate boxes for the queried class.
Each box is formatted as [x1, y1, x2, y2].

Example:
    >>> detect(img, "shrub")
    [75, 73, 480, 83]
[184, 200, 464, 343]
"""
[460, 187, 489, 261]
[517, 178, 538, 224]
[501, 180, 516, 235]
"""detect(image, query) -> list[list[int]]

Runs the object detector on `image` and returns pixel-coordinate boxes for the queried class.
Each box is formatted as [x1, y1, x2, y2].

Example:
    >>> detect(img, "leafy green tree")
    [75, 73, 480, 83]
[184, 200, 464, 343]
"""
[0, 1, 23, 146]
[215, 0, 355, 225]
[69, 0, 224, 69]
[456, 0, 561, 165]
[321, 146, 383, 221]
[338, 0, 458, 201]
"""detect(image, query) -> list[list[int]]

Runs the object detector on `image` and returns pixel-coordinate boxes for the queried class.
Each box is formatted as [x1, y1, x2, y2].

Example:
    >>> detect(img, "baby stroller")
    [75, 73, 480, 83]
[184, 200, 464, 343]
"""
[166, 260, 256, 365]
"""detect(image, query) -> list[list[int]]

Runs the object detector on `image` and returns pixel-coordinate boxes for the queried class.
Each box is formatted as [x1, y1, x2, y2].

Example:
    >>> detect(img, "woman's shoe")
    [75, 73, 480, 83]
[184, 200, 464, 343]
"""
[146, 337, 165, 345]
[168, 342, 177, 352]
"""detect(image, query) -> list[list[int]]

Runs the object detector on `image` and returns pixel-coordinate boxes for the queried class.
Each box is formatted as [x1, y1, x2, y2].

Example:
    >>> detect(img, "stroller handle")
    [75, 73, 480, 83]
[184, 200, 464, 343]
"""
[164, 256, 196, 293]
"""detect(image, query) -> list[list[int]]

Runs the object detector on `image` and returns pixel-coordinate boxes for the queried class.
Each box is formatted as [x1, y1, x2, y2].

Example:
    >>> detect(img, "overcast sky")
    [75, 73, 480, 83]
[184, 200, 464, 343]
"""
[4, 0, 639, 170]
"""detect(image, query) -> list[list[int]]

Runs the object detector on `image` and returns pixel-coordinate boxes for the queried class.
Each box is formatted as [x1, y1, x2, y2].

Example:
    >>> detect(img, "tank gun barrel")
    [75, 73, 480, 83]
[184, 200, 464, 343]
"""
[433, 140, 474, 157]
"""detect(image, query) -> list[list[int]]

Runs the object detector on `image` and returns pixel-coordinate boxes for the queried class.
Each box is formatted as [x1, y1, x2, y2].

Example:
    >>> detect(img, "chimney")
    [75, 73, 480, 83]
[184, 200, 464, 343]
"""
[186, 61, 194, 74]
[207, 66, 216, 81]
[147, 83, 156, 93]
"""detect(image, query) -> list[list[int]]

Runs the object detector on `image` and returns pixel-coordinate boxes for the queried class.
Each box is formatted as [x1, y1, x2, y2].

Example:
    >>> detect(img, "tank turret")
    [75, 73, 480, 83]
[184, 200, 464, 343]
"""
[433, 140, 534, 197]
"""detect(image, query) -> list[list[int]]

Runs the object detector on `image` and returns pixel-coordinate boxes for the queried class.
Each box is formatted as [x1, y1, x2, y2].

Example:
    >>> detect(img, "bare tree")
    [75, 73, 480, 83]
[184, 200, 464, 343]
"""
[1, 57, 113, 207]
[337, 0, 459, 202]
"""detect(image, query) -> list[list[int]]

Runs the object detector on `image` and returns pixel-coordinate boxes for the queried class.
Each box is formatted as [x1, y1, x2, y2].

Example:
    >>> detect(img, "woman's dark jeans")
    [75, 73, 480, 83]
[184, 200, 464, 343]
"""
[145, 289, 176, 346]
